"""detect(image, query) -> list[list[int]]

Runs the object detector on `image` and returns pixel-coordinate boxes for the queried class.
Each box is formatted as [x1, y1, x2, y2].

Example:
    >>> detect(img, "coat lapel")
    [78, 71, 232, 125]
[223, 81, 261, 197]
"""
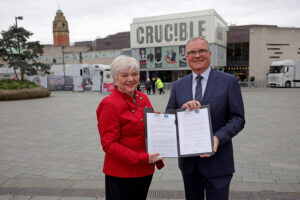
[202, 69, 218, 104]
[184, 73, 193, 102]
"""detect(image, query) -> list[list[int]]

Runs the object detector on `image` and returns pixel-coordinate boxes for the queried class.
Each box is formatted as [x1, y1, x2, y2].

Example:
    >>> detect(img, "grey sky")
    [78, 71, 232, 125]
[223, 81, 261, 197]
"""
[1, 0, 299, 45]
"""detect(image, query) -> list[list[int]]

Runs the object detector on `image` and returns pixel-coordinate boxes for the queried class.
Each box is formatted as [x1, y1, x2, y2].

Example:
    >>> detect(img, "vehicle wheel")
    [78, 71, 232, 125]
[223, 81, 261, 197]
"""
[285, 81, 291, 88]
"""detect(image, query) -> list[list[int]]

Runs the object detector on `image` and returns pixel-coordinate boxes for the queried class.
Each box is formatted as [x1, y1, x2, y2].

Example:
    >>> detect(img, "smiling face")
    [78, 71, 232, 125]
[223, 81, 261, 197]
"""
[186, 39, 211, 75]
[114, 67, 139, 97]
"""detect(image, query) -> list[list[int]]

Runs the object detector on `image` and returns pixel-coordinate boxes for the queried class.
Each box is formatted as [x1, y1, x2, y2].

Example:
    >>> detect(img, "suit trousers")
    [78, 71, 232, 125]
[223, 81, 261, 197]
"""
[105, 174, 153, 200]
[181, 167, 232, 200]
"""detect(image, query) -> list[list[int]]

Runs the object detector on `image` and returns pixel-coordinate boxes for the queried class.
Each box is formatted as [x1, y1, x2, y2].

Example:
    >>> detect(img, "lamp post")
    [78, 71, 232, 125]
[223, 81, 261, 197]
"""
[15, 16, 23, 28]
[15, 16, 23, 80]
[62, 46, 66, 89]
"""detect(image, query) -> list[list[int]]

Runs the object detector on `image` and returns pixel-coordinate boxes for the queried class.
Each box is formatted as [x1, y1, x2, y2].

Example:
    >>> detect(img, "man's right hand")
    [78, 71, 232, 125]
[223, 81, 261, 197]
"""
[181, 100, 201, 110]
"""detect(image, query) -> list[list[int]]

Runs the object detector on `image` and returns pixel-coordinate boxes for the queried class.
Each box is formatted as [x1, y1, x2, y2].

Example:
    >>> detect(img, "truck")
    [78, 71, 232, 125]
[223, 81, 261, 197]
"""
[267, 60, 300, 88]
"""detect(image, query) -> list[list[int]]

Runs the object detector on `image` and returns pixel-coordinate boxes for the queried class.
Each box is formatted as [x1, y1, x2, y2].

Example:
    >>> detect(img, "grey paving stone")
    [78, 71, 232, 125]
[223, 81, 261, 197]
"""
[11, 196, 32, 200]
[30, 196, 60, 200]
[0, 88, 300, 195]
[0, 195, 11, 200]
[59, 197, 96, 200]
[1, 178, 75, 189]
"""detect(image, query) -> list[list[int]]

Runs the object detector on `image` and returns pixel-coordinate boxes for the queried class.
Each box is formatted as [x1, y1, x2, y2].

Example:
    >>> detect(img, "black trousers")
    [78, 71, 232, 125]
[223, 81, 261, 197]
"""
[152, 87, 155, 94]
[182, 168, 232, 200]
[105, 174, 153, 200]
[146, 88, 151, 95]
[159, 88, 164, 94]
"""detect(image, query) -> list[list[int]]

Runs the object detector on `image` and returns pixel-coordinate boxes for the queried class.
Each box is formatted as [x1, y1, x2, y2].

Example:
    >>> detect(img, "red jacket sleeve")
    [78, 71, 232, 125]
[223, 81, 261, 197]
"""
[97, 100, 149, 165]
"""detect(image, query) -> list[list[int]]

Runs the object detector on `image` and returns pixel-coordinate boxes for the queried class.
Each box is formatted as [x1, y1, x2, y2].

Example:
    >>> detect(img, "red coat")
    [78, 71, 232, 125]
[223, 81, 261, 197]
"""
[96, 88, 163, 178]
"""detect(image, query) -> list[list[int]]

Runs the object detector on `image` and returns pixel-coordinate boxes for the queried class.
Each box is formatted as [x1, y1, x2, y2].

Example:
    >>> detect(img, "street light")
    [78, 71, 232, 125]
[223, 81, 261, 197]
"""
[15, 16, 23, 27]
[62, 46, 66, 89]
[15, 16, 23, 80]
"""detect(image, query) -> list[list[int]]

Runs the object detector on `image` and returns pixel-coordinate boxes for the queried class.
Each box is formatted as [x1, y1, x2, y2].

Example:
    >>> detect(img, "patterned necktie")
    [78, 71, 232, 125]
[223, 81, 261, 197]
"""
[195, 75, 203, 102]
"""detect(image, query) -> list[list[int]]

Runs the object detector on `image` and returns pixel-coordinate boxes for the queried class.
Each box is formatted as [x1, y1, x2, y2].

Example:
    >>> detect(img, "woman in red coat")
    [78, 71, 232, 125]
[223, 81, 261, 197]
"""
[96, 55, 164, 200]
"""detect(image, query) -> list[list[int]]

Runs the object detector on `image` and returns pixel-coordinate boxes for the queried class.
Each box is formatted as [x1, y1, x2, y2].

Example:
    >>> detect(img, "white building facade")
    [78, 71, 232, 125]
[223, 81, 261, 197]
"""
[130, 9, 228, 82]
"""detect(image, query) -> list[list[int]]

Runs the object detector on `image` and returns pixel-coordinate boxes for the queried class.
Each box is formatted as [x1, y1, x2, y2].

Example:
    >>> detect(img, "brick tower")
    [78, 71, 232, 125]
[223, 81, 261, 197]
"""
[53, 9, 70, 46]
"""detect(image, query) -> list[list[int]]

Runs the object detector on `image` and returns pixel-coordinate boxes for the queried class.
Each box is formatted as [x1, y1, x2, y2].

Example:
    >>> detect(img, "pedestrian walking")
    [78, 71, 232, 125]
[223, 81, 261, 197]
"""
[151, 77, 156, 94]
[250, 76, 255, 87]
[155, 77, 165, 95]
[145, 78, 152, 95]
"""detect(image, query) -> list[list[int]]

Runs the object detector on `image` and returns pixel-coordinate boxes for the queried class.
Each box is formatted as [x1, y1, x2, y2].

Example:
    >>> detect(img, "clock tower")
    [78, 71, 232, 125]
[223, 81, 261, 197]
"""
[53, 9, 70, 46]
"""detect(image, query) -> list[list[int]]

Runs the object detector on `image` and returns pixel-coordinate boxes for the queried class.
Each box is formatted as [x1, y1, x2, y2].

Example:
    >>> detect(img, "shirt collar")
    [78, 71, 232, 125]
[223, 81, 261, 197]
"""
[192, 67, 211, 80]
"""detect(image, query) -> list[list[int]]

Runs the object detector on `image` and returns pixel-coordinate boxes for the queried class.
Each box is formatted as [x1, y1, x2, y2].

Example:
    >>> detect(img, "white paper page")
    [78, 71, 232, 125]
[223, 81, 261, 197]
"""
[146, 113, 178, 157]
[177, 108, 212, 156]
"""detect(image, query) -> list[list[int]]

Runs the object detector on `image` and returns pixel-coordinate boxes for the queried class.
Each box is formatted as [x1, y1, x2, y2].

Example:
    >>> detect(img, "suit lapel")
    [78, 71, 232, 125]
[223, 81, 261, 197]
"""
[202, 69, 218, 104]
[185, 74, 193, 101]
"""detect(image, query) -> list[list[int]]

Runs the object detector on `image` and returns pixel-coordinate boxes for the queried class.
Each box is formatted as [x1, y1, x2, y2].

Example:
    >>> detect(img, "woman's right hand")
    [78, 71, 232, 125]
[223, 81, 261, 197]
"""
[148, 153, 164, 164]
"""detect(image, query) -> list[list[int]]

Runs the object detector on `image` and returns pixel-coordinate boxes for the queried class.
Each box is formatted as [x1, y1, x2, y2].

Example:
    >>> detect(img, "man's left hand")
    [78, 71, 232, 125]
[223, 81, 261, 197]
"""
[200, 136, 219, 158]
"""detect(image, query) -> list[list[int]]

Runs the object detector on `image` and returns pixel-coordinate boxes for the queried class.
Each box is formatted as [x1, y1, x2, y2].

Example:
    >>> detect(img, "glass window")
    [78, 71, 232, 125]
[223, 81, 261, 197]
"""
[269, 66, 284, 73]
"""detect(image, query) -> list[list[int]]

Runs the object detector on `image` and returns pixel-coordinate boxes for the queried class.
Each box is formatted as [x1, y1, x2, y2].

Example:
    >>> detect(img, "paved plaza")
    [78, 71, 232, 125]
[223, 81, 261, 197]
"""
[0, 87, 300, 199]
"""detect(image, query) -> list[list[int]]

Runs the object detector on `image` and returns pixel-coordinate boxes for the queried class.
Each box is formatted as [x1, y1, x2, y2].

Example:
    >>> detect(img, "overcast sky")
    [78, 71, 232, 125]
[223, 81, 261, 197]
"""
[1, 0, 299, 45]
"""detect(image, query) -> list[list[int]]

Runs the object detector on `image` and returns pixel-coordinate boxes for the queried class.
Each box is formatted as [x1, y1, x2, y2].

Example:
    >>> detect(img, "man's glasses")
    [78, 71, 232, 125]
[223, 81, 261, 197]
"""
[187, 49, 209, 56]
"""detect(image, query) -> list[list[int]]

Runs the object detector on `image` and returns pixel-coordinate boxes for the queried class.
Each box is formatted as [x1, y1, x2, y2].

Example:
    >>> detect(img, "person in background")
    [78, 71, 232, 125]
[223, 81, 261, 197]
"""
[145, 78, 152, 95]
[155, 77, 165, 95]
[96, 55, 164, 200]
[250, 76, 255, 87]
[137, 82, 141, 91]
[151, 77, 156, 95]
[166, 37, 245, 200]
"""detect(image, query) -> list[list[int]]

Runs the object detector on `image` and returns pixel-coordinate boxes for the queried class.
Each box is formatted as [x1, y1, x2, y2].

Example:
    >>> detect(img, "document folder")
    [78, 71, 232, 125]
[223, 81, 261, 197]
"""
[145, 106, 214, 158]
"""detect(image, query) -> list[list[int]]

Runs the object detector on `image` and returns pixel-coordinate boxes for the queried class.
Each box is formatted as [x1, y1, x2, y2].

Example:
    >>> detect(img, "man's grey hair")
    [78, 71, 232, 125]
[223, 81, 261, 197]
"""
[186, 37, 210, 52]
[110, 55, 140, 78]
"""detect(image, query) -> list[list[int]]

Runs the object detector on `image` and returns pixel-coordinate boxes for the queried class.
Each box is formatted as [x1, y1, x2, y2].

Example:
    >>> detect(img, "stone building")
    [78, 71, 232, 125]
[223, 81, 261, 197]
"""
[226, 25, 300, 85]
[130, 9, 228, 82]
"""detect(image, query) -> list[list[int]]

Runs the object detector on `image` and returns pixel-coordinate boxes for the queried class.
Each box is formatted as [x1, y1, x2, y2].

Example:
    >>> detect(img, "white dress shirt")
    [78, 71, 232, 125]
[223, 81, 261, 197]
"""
[192, 67, 211, 100]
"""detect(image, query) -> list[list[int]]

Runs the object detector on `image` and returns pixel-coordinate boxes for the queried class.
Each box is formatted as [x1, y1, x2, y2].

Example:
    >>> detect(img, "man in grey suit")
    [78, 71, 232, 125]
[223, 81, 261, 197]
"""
[166, 37, 245, 200]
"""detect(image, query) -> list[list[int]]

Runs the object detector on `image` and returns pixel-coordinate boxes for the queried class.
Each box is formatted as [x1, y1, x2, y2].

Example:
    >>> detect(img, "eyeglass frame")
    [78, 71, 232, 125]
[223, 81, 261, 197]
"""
[187, 49, 209, 56]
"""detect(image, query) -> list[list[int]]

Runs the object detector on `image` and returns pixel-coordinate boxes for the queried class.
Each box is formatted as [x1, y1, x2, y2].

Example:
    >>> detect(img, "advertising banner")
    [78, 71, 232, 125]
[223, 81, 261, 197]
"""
[103, 71, 113, 83]
[91, 76, 101, 91]
[134, 46, 189, 69]
[102, 83, 115, 93]
[48, 76, 73, 91]
[162, 46, 178, 68]
[27, 76, 48, 88]
[48, 76, 65, 91]
[73, 76, 84, 91]
[179, 45, 187, 67]
[146, 48, 155, 68]
[102, 71, 114, 93]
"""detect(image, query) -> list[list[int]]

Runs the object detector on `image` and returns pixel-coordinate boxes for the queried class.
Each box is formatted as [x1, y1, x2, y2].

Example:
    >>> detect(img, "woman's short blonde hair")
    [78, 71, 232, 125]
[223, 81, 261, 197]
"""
[110, 55, 140, 78]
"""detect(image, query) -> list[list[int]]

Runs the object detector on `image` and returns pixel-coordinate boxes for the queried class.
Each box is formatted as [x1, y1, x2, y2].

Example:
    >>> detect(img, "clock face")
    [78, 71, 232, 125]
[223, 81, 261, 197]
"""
[54, 21, 68, 32]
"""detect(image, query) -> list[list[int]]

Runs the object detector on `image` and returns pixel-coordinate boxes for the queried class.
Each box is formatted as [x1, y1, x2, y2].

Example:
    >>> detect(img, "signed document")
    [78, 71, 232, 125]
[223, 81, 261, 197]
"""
[145, 106, 214, 158]
[146, 113, 178, 157]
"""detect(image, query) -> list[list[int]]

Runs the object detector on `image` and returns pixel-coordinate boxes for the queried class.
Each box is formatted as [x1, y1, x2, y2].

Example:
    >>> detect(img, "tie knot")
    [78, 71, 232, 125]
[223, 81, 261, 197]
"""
[196, 75, 203, 81]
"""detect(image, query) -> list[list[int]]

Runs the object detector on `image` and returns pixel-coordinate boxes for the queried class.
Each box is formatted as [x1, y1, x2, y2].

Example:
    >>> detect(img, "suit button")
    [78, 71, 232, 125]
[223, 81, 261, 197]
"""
[140, 97, 143, 100]
[141, 119, 144, 122]
[132, 109, 135, 113]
